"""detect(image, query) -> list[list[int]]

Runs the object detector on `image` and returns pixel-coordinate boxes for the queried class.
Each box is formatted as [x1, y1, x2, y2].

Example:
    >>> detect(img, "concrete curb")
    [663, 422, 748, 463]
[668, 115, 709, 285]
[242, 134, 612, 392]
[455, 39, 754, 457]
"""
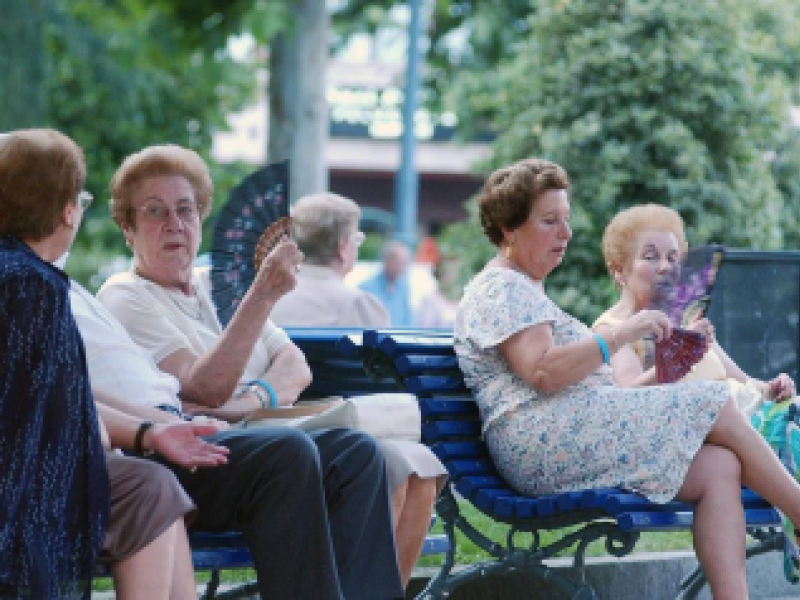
[90, 550, 799, 599]
[405, 550, 799, 599]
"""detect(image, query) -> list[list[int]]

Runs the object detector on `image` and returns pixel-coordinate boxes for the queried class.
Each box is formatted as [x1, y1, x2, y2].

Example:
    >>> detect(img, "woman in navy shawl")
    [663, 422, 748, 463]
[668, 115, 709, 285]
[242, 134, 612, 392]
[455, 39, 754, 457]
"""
[0, 130, 107, 599]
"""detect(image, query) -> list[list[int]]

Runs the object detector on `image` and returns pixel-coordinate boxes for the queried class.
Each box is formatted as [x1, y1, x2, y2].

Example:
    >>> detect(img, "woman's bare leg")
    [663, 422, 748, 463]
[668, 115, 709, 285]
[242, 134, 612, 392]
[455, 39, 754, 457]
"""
[675, 444, 747, 600]
[707, 399, 800, 526]
[170, 519, 198, 600]
[390, 479, 408, 530]
[394, 476, 438, 587]
[112, 520, 198, 600]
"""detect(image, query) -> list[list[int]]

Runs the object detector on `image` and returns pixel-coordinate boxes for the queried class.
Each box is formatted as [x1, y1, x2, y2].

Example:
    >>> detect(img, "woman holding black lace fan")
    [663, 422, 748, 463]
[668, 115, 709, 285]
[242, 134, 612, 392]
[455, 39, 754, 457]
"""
[455, 157, 800, 599]
[97, 144, 443, 591]
[595, 203, 800, 582]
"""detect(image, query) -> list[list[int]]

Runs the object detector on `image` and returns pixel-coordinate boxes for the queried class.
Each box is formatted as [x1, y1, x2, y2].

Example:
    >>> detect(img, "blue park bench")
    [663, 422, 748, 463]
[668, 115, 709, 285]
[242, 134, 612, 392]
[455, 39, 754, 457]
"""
[349, 328, 786, 600]
[98, 329, 448, 600]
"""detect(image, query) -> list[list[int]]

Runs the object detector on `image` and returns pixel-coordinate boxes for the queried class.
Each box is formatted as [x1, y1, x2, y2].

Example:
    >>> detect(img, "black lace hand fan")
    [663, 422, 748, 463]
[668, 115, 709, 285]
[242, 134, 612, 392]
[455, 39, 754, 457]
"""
[649, 245, 725, 383]
[209, 160, 290, 326]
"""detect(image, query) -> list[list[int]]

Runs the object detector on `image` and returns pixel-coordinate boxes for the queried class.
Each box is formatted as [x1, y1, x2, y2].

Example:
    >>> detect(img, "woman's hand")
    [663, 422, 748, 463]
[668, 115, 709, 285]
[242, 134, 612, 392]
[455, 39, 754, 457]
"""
[688, 317, 715, 344]
[189, 414, 231, 431]
[144, 421, 230, 469]
[618, 309, 672, 346]
[252, 237, 304, 302]
[766, 373, 796, 401]
[182, 393, 261, 423]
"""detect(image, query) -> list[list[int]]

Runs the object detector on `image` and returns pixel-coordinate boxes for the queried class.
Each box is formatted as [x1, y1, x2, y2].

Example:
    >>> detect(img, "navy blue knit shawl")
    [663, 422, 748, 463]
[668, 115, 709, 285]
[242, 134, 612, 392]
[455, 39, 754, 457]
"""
[0, 237, 108, 599]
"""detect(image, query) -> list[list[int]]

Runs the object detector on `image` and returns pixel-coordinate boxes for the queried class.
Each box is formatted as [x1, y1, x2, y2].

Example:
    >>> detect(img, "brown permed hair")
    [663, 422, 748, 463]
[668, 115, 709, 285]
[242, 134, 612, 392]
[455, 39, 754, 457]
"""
[109, 144, 213, 229]
[477, 158, 570, 246]
[0, 129, 86, 241]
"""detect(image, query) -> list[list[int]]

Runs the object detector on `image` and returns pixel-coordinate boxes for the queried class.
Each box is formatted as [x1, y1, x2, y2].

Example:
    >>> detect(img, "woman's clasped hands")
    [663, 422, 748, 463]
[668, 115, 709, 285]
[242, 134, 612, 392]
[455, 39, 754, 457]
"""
[617, 309, 673, 346]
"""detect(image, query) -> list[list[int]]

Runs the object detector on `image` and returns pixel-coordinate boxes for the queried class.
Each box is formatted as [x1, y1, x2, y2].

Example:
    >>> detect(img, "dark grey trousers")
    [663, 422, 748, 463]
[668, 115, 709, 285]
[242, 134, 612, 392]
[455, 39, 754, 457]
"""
[167, 426, 404, 600]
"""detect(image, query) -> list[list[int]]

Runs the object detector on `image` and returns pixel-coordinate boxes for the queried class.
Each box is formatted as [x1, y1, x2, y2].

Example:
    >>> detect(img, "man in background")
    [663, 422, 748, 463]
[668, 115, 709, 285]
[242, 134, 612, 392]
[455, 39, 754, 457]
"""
[360, 239, 415, 327]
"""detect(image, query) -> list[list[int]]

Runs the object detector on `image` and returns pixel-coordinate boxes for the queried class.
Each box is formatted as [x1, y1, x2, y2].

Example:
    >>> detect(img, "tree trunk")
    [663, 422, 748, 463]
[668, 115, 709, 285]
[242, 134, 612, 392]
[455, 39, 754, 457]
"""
[268, 0, 328, 201]
[0, 0, 48, 130]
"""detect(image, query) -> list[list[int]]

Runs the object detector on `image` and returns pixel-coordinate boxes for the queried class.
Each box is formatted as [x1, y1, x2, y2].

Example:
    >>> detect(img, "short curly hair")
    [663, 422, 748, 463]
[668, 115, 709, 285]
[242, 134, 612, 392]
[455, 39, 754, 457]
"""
[109, 144, 213, 229]
[291, 192, 360, 265]
[477, 158, 570, 246]
[602, 204, 688, 285]
[0, 129, 86, 241]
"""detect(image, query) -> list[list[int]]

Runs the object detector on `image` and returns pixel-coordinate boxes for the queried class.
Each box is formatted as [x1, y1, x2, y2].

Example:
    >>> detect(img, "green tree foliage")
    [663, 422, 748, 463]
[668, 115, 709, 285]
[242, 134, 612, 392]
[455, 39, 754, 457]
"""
[0, 0, 49, 129]
[440, 0, 800, 321]
[41, 0, 259, 288]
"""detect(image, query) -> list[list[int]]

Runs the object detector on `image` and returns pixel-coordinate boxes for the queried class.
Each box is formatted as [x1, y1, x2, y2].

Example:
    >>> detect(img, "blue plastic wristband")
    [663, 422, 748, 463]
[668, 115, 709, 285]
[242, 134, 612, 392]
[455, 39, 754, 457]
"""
[251, 379, 278, 408]
[594, 334, 611, 365]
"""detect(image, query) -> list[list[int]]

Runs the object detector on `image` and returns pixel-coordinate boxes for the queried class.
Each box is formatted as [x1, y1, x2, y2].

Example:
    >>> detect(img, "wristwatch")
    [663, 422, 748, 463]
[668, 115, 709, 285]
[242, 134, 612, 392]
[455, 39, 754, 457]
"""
[134, 420, 155, 456]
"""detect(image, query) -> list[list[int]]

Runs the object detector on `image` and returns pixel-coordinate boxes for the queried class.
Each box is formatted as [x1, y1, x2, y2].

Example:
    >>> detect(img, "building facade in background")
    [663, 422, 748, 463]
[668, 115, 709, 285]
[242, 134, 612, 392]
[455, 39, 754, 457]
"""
[212, 56, 490, 238]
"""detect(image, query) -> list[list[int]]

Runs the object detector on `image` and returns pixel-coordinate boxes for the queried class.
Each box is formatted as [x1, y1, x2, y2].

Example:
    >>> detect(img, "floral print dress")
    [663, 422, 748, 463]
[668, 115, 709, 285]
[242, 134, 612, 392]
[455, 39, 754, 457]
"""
[454, 268, 728, 503]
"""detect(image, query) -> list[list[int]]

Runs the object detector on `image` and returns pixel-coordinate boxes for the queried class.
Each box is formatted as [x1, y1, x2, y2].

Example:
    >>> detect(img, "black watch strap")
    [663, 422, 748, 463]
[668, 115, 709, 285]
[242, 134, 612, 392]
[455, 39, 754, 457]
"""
[134, 421, 155, 456]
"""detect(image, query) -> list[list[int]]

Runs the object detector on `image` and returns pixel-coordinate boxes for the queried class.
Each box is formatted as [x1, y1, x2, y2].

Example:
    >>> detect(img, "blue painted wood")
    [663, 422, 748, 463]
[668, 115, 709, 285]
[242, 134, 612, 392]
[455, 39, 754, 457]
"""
[418, 397, 479, 417]
[395, 354, 460, 374]
[406, 375, 469, 395]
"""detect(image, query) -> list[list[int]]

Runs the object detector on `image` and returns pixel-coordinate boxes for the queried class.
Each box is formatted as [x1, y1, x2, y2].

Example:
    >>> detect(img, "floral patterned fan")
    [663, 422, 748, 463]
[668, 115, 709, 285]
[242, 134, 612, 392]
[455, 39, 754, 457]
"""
[654, 328, 707, 383]
[650, 245, 725, 327]
[649, 245, 725, 383]
[209, 160, 290, 326]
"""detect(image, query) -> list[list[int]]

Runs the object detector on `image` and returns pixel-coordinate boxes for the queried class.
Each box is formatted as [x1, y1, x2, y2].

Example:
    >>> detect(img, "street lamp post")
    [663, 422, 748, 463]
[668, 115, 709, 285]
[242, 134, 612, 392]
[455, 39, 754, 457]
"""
[394, 0, 422, 249]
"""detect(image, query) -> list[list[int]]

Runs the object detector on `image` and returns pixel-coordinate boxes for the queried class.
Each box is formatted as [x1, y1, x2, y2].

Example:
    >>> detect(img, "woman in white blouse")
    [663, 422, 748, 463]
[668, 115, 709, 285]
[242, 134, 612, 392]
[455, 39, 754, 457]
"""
[98, 147, 443, 588]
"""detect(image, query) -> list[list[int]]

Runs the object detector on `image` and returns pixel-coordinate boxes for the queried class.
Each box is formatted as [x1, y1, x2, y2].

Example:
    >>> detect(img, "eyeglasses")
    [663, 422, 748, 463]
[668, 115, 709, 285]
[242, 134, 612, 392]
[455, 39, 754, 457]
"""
[351, 231, 366, 247]
[77, 190, 93, 210]
[137, 201, 200, 224]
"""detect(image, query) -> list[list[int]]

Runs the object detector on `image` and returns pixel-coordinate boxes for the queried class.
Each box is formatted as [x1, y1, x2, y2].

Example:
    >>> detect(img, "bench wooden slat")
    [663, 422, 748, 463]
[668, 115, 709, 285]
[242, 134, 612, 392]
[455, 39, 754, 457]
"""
[422, 420, 482, 442]
[456, 475, 508, 498]
[395, 354, 460, 374]
[405, 375, 469, 395]
[603, 490, 771, 514]
[618, 507, 781, 532]
[374, 334, 456, 358]
[419, 397, 480, 418]
[430, 441, 487, 460]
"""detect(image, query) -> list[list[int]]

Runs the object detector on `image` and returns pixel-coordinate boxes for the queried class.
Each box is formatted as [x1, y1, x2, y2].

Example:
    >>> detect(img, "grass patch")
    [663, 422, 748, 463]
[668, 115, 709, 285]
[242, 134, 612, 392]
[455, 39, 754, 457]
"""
[417, 500, 694, 568]
[93, 500, 695, 591]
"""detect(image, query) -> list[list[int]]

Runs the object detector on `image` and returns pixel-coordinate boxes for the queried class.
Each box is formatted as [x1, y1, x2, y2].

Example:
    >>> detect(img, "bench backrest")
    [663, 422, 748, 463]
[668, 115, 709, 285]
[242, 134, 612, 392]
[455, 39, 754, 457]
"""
[708, 249, 800, 382]
[362, 329, 782, 533]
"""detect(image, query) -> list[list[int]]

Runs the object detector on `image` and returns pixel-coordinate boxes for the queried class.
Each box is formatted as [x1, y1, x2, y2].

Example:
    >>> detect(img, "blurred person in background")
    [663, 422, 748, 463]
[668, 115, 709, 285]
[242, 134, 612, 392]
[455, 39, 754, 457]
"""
[415, 238, 459, 329]
[360, 238, 415, 327]
[271, 192, 447, 587]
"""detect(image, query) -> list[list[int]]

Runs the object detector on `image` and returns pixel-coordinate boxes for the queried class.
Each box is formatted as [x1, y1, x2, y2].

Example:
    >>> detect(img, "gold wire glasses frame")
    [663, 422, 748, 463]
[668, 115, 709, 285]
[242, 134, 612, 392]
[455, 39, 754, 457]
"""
[77, 190, 93, 210]
[137, 201, 200, 224]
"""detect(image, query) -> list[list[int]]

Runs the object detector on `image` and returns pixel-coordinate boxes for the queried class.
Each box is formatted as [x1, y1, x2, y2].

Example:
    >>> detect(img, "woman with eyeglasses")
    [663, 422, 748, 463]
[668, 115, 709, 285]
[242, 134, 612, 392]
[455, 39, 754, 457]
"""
[270, 192, 448, 587]
[97, 145, 407, 598]
[0, 129, 227, 600]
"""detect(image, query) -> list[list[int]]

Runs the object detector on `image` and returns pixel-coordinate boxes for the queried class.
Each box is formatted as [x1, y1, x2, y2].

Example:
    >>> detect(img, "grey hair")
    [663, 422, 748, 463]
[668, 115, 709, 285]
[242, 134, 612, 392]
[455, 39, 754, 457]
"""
[291, 192, 361, 265]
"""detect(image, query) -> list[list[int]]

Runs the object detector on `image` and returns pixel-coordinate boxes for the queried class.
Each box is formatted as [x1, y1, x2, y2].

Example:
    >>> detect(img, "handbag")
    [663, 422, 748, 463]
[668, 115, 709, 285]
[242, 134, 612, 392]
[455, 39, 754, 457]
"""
[240, 393, 422, 442]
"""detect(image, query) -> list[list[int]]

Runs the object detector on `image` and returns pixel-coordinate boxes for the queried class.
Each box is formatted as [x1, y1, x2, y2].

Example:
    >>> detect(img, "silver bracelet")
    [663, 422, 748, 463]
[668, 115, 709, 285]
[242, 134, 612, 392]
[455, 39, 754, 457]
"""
[247, 383, 270, 409]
